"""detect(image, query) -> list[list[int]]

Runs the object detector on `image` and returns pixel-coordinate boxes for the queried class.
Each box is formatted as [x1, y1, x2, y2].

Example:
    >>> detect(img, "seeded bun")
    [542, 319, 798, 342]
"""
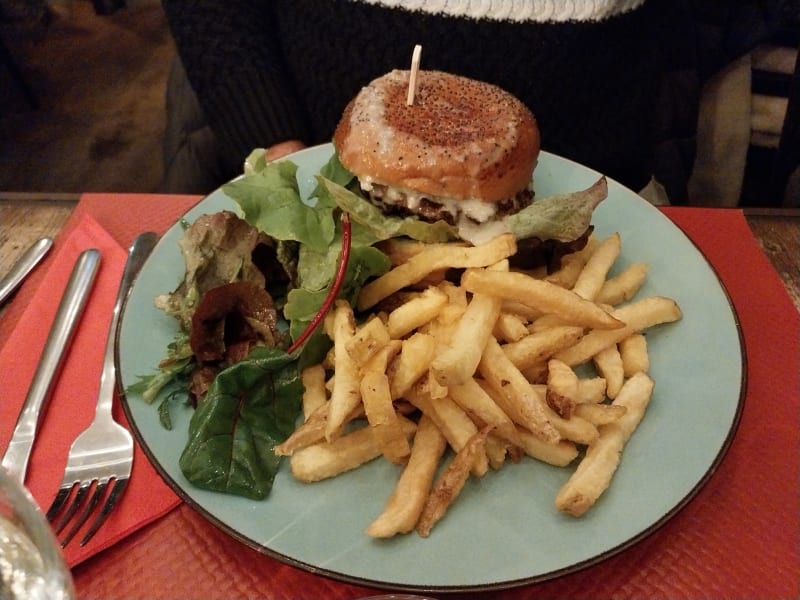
[333, 69, 540, 204]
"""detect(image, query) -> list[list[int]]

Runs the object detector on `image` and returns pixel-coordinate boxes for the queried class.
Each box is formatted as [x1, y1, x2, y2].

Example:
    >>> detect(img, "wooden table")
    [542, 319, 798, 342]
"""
[2, 193, 798, 312]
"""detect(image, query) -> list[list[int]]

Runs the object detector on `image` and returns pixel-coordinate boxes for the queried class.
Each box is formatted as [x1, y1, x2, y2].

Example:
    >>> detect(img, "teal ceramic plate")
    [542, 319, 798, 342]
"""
[118, 144, 744, 592]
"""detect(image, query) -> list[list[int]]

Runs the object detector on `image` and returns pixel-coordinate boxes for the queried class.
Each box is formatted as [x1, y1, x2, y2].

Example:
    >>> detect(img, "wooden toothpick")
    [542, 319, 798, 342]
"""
[406, 44, 422, 106]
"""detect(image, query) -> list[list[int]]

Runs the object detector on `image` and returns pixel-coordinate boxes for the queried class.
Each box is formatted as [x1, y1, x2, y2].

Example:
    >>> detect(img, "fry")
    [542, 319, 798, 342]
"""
[514, 426, 579, 466]
[291, 416, 417, 482]
[361, 370, 411, 464]
[389, 333, 436, 400]
[364, 339, 402, 374]
[448, 377, 521, 446]
[545, 236, 599, 288]
[325, 300, 361, 441]
[430, 288, 502, 386]
[417, 426, 492, 537]
[406, 379, 489, 478]
[595, 263, 649, 306]
[571, 233, 621, 300]
[573, 403, 627, 425]
[478, 337, 560, 443]
[501, 300, 544, 321]
[493, 312, 530, 343]
[593, 344, 624, 399]
[276, 401, 364, 456]
[502, 326, 584, 371]
[346, 316, 391, 367]
[546, 408, 600, 445]
[554, 296, 682, 366]
[366, 416, 447, 538]
[619, 333, 649, 376]
[554, 421, 624, 517]
[275, 402, 329, 457]
[438, 279, 468, 308]
[358, 234, 517, 310]
[526, 313, 571, 333]
[546, 359, 579, 418]
[461, 269, 623, 330]
[520, 362, 549, 385]
[301, 364, 327, 421]
[377, 238, 454, 266]
[575, 376, 607, 404]
[484, 433, 511, 470]
[555, 373, 654, 516]
[386, 286, 448, 339]
[610, 372, 656, 438]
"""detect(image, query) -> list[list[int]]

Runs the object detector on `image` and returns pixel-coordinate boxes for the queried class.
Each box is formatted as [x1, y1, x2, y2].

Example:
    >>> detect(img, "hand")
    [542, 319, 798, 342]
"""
[265, 140, 306, 161]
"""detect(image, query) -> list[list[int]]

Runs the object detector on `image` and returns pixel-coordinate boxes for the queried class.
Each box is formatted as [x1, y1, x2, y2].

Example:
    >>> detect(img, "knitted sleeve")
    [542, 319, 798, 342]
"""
[161, 0, 311, 170]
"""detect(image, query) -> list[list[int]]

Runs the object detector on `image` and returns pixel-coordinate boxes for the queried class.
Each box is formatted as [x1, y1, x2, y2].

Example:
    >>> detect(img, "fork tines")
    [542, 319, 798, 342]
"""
[47, 476, 130, 547]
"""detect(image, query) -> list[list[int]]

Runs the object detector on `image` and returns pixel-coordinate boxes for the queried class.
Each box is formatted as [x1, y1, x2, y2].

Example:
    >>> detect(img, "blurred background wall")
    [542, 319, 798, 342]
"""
[0, 0, 797, 205]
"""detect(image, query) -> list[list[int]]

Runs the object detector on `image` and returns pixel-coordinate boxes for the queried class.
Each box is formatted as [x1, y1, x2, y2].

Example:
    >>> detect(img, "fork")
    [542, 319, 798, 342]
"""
[46, 232, 158, 547]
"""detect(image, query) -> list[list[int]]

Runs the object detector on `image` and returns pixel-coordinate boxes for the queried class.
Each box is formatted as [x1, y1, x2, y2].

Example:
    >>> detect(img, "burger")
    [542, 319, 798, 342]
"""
[333, 69, 606, 268]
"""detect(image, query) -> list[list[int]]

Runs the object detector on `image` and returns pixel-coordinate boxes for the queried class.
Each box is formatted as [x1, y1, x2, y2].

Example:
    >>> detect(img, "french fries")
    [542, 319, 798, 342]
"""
[386, 286, 448, 338]
[554, 296, 682, 367]
[366, 416, 447, 537]
[461, 269, 624, 330]
[325, 300, 362, 441]
[358, 233, 517, 310]
[478, 337, 561, 443]
[361, 370, 411, 464]
[430, 288, 502, 387]
[286, 228, 682, 538]
[502, 326, 584, 371]
[620, 333, 650, 376]
[291, 416, 417, 482]
[555, 373, 655, 516]
[571, 233, 621, 300]
[416, 426, 493, 537]
[301, 364, 327, 420]
[596, 263, 649, 305]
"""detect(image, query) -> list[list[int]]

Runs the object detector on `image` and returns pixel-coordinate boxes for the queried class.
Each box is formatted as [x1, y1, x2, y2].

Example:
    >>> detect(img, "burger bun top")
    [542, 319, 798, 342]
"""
[333, 69, 540, 204]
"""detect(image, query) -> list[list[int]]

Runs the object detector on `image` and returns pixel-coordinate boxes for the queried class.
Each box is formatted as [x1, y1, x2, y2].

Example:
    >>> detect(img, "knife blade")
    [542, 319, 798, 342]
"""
[1, 248, 101, 484]
[0, 237, 53, 305]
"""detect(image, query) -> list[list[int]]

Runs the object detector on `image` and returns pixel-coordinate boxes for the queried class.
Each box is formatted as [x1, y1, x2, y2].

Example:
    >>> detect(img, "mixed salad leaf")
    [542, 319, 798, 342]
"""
[178, 347, 302, 500]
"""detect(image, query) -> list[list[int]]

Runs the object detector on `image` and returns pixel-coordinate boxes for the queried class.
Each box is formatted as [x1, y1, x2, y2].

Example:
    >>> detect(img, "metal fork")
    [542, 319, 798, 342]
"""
[46, 232, 158, 547]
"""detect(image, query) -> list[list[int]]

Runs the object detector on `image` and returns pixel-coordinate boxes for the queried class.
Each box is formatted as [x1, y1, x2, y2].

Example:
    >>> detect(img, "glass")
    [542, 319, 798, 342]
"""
[0, 468, 75, 599]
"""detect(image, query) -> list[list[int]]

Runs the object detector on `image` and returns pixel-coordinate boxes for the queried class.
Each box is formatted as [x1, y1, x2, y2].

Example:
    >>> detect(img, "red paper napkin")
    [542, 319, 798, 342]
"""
[0, 214, 181, 567]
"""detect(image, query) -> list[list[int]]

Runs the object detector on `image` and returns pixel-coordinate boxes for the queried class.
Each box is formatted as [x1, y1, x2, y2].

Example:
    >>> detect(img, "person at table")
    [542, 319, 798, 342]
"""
[159, 0, 782, 204]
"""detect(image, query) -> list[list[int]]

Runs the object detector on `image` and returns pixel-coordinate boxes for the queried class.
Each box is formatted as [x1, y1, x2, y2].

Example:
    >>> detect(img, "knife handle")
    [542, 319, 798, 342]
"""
[0, 237, 53, 305]
[1, 249, 101, 483]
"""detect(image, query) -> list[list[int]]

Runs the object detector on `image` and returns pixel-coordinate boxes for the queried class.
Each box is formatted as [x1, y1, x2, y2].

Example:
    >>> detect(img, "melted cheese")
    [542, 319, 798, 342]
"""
[361, 178, 516, 245]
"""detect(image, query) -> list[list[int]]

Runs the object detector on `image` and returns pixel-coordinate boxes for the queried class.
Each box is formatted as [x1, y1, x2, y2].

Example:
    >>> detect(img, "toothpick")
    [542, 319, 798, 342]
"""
[406, 44, 422, 106]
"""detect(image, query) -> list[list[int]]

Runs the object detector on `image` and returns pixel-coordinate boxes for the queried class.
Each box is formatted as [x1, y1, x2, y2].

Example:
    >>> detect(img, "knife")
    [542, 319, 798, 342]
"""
[1, 248, 101, 484]
[0, 237, 53, 305]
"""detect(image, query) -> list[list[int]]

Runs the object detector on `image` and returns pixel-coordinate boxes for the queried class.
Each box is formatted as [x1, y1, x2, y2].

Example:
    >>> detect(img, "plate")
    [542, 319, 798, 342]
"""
[117, 144, 744, 592]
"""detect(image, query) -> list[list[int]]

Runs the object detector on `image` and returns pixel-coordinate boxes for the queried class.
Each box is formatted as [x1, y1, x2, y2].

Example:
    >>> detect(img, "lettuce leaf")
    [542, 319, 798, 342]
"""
[223, 161, 336, 254]
[504, 177, 608, 242]
[316, 176, 458, 243]
[179, 346, 302, 500]
[224, 158, 393, 345]
[285, 246, 389, 327]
